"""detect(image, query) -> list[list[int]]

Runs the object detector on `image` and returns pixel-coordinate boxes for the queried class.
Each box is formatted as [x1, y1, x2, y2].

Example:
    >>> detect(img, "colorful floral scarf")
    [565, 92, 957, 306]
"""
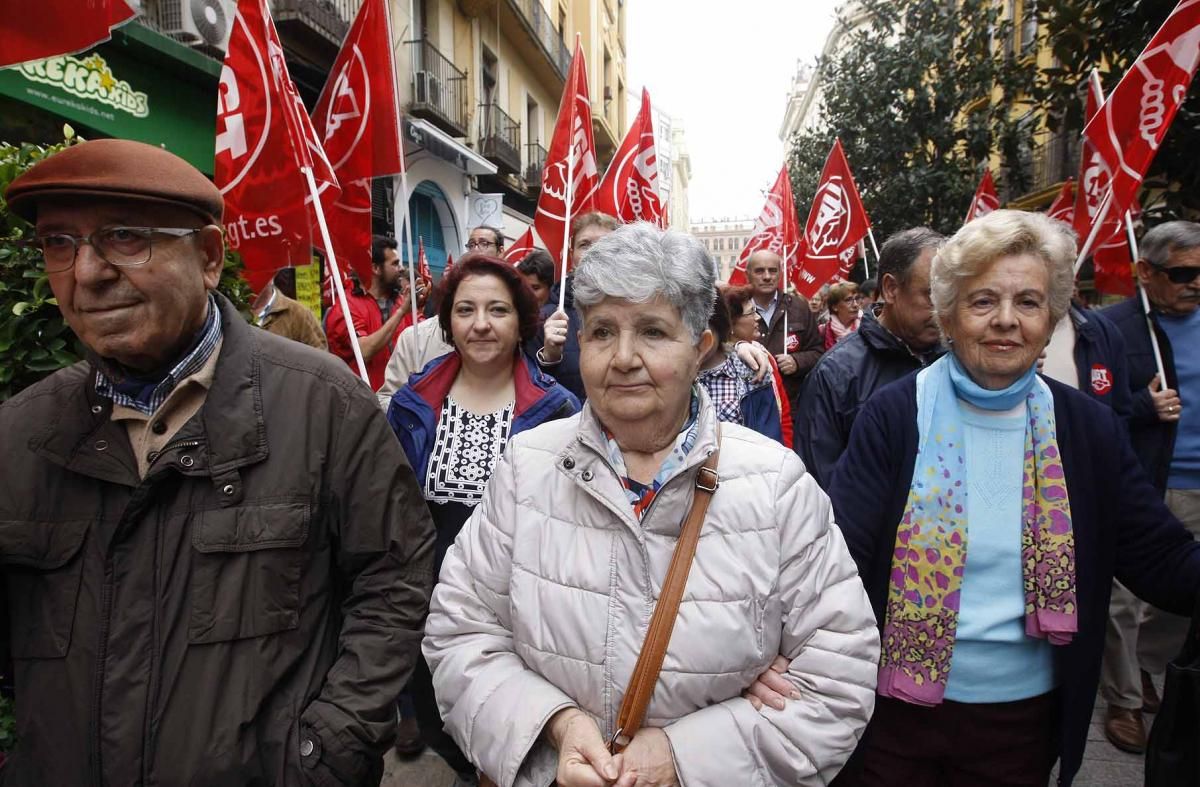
[603, 390, 700, 520]
[878, 354, 1077, 706]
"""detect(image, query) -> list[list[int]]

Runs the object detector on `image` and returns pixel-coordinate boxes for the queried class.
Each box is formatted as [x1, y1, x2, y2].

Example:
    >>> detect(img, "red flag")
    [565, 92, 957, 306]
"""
[595, 88, 664, 226]
[445, 253, 455, 270]
[311, 0, 403, 284]
[417, 236, 432, 281]
[216, 0, 341, 292]
[1046, 180, 1076, 225]
[965, 170, 1000, 223]
[1083, 0, 1200, 220]
[794, 139, 872, 298]
[727, 164, 802, 286]
[1076, 71, 1138, 296]
[502, 228, 537, 264]
[2, 0, 135, 68]
[533, 39, 599, 268]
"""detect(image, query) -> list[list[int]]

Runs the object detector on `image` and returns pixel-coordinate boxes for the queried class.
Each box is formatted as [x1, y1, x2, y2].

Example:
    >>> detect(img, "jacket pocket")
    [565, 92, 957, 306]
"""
[0, 518, 90, 658]
[189, 501, 310, 644]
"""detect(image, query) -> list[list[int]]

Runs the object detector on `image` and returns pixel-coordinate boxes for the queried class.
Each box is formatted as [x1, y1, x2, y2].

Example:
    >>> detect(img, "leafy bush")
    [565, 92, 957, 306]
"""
[0, 128, 253, 403]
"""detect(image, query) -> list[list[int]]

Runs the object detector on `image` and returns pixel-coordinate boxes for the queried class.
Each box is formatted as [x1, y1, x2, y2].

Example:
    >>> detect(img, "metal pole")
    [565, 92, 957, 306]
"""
[1124, 211, 1169, 386]
[304, 166, 370, 385]
[1073, 188, 1115, 276]
[866, 226, 881, 280]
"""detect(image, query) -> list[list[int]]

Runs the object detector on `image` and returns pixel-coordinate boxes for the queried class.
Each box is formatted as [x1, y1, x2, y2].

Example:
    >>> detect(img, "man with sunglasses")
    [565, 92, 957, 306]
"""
[1100, 220, 1200, 746]
[0, 139, 434, 785]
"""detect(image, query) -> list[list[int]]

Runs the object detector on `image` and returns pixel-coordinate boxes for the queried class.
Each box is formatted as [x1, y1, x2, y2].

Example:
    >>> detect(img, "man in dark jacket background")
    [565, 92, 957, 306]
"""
[1098, 220, 1200, 751]
[0, 139, 435, 785]
[796, 228, 944, 487]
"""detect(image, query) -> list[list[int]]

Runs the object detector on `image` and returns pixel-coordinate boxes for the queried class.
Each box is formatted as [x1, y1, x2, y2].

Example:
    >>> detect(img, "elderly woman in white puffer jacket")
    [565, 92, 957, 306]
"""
[424, 222, 879, 787]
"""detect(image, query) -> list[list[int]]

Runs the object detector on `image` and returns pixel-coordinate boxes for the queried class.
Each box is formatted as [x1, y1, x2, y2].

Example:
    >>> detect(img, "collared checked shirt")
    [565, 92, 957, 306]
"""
[697, 353, 758, 426]
[602, 389, 701, 520]
[94, 294, 222, 415]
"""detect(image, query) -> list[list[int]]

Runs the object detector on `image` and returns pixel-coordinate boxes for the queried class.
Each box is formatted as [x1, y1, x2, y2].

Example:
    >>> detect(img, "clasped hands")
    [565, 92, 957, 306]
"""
[547, 708, 679, 787]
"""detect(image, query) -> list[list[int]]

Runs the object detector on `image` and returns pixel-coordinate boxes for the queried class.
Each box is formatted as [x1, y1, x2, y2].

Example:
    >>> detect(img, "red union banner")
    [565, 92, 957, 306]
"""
[2, 0, 135, 69]
[216, 0, 341, 292]
[534, 39, 599, 268]
[1046, 180, 1075, 225]
[1082, 0, 1200, 219]
[794, 139, 871, 298]
[965, 170, 1000, 224]
[502, 228, 537, 264]
[595, 88, 664, 226]
[311, 0, 403, 285]
[1076, 71, 1138, 297]
[727, 164, 801, 286]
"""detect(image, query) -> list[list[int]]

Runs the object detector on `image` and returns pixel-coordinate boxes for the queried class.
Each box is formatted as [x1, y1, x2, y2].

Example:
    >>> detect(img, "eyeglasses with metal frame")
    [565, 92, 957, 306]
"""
[24, 227, 203, 273]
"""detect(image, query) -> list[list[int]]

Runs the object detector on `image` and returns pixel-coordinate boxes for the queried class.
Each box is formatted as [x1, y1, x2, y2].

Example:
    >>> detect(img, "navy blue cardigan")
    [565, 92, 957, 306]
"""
[829, 373, 1200, 786]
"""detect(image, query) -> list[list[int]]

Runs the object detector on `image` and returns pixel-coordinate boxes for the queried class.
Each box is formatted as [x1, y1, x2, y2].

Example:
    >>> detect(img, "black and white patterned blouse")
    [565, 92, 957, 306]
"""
[423, 396, 515, 505]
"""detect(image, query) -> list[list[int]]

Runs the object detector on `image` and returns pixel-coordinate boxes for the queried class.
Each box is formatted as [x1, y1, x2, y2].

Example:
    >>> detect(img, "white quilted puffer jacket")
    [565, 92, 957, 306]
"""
[424, 392, 879, 786]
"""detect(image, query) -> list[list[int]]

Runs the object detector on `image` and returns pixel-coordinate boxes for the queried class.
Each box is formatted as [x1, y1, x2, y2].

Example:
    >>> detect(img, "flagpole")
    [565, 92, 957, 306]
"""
[557, 139, 575, 314]
[782, 245, 790, 342]
[303, 166, 370, 385]
[400, 170, 418, 322]
[1124, 210, 1168, 386]
[1073, 188, 1115, 276]
[866, 226, 880, 279]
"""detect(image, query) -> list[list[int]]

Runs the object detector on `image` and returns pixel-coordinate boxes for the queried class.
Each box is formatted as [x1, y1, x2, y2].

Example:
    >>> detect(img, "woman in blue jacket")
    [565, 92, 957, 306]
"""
[386, 254, 578, 784]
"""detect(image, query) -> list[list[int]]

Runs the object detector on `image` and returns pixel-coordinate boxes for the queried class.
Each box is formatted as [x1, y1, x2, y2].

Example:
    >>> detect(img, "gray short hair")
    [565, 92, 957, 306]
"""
[1140, 221, 1200, 267]
[573, 222, 716, 340]
[931, 209, 1076, 329]
[878, 227, 945, 285]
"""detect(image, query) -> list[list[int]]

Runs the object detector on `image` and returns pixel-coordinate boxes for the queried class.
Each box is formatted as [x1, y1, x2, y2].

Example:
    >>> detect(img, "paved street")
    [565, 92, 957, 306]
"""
[383, 690, 1156, 787]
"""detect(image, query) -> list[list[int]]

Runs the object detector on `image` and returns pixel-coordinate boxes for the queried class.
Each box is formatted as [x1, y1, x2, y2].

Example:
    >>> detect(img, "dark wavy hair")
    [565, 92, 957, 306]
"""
[437, 254, 542, 348]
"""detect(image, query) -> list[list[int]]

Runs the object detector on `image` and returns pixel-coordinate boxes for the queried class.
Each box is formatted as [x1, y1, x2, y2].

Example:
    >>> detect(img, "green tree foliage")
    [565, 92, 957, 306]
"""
[789, 0, 1199, 245]
[789, 0, 1035, 242]
[0, 130, 254, 402]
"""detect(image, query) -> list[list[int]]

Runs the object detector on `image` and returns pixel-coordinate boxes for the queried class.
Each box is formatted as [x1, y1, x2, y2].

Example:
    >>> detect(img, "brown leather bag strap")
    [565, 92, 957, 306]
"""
[608, 441, 721, 754]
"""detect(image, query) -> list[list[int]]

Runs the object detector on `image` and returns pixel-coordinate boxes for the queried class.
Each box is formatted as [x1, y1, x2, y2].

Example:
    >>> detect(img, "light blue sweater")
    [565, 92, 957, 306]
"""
[1160, 308, 1200, 489]
[943, 400, 1057, 703]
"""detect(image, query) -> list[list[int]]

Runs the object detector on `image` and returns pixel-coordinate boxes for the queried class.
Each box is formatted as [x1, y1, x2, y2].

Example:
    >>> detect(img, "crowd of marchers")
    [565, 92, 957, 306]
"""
[1, 138, 1199, 787]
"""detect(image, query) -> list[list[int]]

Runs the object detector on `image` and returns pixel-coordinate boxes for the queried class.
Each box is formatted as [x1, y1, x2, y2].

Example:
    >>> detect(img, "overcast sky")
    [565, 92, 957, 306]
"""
[626, 1, 843, 224]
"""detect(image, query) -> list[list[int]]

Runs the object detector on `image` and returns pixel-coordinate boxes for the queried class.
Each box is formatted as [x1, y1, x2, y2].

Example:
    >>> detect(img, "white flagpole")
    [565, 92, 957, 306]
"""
[782, 244, 790, 342]
[1124, 211, 1168, 386]
[398, 170, 418, 322]
[1073, 188, 1115, 276]
[304, 166, 370, 385]
[557, 140, 575, 313]
[866, 226, 881, 279]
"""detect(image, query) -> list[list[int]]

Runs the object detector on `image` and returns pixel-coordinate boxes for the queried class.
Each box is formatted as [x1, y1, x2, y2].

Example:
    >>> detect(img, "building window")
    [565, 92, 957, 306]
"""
[1020, 1, 1038, 56]
[481, 45, 498, 106]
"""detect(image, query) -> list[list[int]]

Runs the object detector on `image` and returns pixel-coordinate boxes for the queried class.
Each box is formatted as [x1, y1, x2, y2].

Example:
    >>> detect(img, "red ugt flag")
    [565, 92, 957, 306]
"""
[727, 164, 802, 286]
[417, 236, 432, 281]
[311, 0, 404, 285]
[794, 139, 871, 299]
[502, 227, 537, 264]
[1076, 71, 1139, 297]
[1046, 180, 1075, 225]
[534, 39, 599, 269]
[216, 0, 341, 292]
[1083, 0, 1200, 219]
[965, 170, 1000, 224]
[595, 88, 664, 226]
[1, 0, 135, 68]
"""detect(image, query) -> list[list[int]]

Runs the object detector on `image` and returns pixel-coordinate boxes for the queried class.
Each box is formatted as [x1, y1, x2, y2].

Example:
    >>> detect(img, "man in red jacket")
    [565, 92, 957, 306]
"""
[326, 235, 421, 390]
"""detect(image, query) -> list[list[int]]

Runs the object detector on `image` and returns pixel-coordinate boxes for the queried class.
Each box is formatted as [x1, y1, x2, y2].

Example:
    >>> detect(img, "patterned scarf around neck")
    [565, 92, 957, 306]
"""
[878, 353, 1077, 706]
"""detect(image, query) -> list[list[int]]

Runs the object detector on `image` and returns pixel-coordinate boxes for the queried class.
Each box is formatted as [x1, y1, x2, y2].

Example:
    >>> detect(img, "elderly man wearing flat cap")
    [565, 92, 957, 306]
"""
[0, 139, 435, 786]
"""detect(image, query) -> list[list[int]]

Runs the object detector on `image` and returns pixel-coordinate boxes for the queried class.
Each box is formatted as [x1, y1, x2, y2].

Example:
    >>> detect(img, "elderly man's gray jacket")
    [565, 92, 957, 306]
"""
[0, 295, 434, 786]
[424, 390, 879, 786]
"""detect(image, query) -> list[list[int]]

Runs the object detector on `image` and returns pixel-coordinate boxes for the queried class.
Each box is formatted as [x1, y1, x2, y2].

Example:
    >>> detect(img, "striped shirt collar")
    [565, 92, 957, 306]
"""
[94, 294, 222, 415]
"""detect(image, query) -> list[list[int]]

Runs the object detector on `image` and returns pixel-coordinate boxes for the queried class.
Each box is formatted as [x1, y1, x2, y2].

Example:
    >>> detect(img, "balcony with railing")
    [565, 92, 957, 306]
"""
[478, 103, 522, 174]
[489, 0, 571, 90]
[407, 39, 469, 138]
[271, 0, 358, 49]
[525, 142, 548, 191]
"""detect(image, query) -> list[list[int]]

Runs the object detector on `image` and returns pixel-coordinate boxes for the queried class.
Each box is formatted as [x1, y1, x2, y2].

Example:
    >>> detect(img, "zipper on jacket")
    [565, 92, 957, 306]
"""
[147, 438, 204, 469]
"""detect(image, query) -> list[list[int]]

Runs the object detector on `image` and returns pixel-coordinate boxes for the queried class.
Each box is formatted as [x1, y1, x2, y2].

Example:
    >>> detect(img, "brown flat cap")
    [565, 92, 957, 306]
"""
[5, 138, 223, 224]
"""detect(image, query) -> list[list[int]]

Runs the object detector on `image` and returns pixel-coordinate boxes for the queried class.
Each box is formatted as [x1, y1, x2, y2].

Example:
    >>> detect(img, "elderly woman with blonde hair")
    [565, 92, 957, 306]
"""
[793, 209, 1200, 786]
[423, 222, 879, 787]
